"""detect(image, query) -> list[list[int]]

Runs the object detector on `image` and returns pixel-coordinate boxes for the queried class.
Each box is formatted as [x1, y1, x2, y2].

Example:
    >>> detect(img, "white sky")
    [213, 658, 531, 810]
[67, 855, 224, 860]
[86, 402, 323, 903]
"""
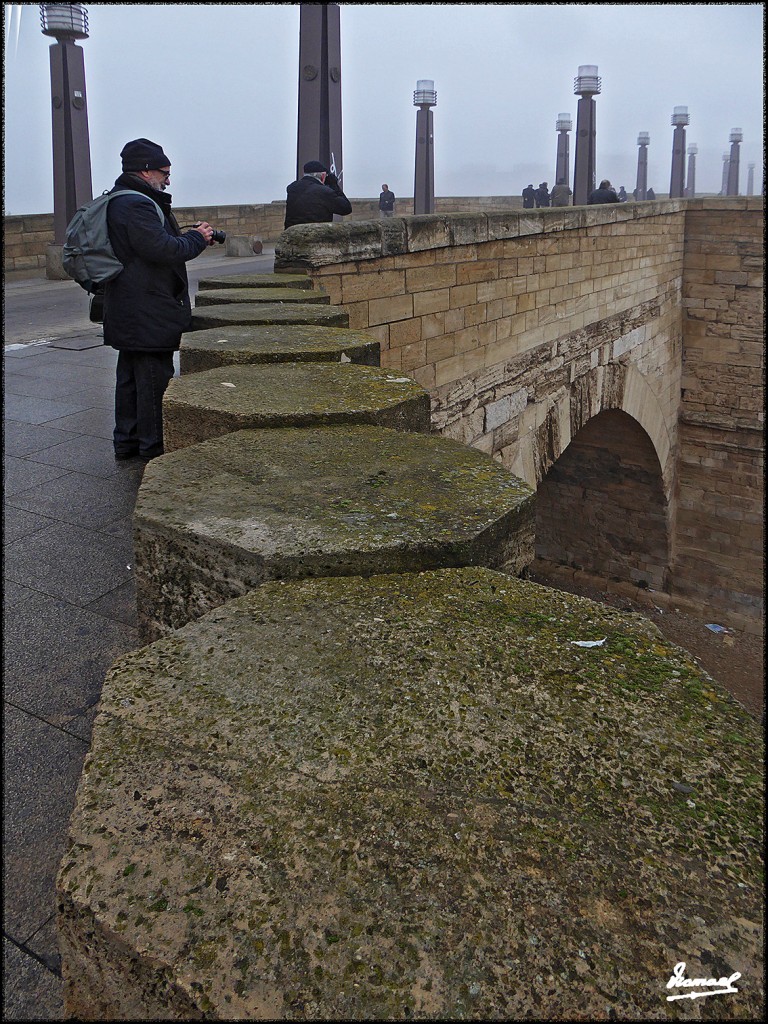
[2, 2, 764, 215]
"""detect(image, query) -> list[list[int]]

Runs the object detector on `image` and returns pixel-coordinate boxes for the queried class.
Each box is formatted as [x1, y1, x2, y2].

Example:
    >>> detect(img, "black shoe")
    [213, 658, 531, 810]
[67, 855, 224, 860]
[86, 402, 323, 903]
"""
[114, 449, 140, 461]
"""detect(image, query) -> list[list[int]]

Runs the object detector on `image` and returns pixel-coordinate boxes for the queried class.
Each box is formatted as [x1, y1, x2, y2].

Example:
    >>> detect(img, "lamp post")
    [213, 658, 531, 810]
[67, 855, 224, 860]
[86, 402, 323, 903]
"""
[726, 128, 742, 196]
[296, 3, 343, 188]
[685, 143, 697, 198]
[572, 65, 600, 206]
[747, 163, 755, 196]
[40, 2, 93, 276]
[635, 132, 650, 201]
[668, 106, 689, 199]
[555, 113, 572, 189]
[720, 153, 730, 195]
[413, 79, 437, 215]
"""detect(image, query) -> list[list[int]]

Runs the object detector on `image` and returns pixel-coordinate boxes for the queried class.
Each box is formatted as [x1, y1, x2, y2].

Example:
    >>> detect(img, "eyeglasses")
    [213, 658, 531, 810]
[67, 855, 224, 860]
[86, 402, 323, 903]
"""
[156, 170, 171, 179]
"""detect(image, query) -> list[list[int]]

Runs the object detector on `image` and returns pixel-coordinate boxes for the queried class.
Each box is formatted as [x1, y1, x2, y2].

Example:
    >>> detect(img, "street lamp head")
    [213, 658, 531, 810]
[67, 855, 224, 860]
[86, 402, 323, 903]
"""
[671, 105, 689, 127]
[574, 65, 600, 96]
[637, 132, 650, 147]
[40, 3, 89, 41]
[687, 144, 698, 155]
[729, 128, 743, 143]
[413, 80, 437, 107]
[556, 113, 572, 132]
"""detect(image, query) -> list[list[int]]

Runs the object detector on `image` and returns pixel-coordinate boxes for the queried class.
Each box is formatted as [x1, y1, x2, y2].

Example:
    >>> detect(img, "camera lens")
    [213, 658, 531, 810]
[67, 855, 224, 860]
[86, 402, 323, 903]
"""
[211, 229, 226, 244]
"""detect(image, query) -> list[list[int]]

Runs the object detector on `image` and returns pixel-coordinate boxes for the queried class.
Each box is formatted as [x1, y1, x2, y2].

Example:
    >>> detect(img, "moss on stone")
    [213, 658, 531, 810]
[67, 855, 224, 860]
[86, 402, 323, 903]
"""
[197, 274, 311, 291]
[195, 288, 328, 307]
[163, 363, 430, 451]
[190, 303, 349, 330]
[58, 568, 763, 1020]
[179, 325, 380, 374]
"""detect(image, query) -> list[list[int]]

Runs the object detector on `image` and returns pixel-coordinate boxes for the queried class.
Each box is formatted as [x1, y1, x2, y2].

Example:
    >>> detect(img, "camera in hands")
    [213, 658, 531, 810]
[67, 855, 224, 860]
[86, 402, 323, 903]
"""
[210, 228, 226, 244]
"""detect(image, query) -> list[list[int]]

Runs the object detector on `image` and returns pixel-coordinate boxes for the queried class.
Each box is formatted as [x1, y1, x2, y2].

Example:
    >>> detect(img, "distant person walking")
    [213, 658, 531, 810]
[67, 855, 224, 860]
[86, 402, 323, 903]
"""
[379, 184, 396, 217]
[535, 182, 551, 208]
[550, 178, 572, 207]
[617, 185, 627, 202]
[588, 179, 619, 205]
[522, 184, 536, 208]
[284, 160, 352, 229]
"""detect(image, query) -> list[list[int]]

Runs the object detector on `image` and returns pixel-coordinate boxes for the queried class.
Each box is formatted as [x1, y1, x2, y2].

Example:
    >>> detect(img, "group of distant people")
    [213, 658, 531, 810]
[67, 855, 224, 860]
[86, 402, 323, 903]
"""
[523, 179, 656, 207]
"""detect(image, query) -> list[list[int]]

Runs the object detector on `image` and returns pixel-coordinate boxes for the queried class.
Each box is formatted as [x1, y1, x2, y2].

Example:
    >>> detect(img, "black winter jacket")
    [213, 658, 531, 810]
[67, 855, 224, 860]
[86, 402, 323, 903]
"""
[284, 175, 352, 229]
[588, 187, 619, 205]
[103, 173, 207, 352]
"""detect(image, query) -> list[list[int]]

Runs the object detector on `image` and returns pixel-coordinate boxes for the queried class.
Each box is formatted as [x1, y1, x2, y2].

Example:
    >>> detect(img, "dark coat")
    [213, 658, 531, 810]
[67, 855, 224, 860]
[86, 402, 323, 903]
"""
[284, 175, 352, 228]
[588, 187, 619, 205]
[103, 173, 207, 353]
[379, 189, 395, 211]
[535, 186, 550, 208]
[522, 185, 536, 208]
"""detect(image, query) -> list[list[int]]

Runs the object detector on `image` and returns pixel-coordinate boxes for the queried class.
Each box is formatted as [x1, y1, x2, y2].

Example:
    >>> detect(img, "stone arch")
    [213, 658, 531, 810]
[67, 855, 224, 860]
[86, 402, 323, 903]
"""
[507, 362, 674, 502]
[534, 408, 670, 592]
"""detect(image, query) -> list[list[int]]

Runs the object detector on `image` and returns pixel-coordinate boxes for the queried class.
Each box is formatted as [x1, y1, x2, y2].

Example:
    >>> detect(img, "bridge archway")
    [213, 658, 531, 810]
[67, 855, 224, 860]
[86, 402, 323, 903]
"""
[533, 408, 670, 591]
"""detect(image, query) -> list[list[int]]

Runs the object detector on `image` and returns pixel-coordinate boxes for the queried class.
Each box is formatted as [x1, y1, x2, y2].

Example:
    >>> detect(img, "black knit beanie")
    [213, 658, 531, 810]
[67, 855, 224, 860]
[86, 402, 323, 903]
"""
[120, 138, 171, 171]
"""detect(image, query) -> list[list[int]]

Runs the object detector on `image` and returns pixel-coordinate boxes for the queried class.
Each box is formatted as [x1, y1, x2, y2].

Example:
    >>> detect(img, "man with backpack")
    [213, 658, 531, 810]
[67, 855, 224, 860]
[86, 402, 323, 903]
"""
[104, 138, 214, 461]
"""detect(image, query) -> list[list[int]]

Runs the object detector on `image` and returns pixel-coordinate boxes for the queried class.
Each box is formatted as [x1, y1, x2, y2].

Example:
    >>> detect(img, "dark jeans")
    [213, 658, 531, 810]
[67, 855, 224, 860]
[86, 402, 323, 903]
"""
[113, 350, 175, 458]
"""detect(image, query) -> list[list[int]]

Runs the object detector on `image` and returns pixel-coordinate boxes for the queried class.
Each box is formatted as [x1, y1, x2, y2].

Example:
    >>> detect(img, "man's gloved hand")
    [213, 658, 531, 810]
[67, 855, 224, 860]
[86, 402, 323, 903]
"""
[324, 172, 340, 190]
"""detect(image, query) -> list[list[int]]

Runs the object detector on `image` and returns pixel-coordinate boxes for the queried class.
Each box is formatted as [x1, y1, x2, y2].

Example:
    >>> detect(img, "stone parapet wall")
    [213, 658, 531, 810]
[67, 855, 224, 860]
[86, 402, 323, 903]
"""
[675, 199, 765, 623]
[2, 196, 523, 273]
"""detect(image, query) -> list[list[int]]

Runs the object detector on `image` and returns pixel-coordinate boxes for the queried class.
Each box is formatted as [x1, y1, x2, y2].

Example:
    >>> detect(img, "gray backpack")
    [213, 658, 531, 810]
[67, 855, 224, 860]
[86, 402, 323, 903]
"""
[62, 190, 164, 293]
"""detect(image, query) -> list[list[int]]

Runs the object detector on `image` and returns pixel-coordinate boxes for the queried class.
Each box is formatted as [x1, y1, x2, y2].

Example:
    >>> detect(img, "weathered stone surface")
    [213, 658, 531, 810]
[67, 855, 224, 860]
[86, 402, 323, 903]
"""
[190, 303, 349, 330]
[58, 568, 764, 1020]
[179, 325, 380, 374]
[133, 426, 534, 637]
[275, 221, 384, 269]
[197, 273, 311, 291]
[195, 287, 329, 306]
[163, 363, 430, 451]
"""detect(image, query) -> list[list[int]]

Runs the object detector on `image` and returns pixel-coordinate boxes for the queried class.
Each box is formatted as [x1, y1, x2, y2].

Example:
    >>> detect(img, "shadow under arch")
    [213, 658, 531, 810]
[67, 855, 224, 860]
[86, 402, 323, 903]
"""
[533, 407, 670, 592]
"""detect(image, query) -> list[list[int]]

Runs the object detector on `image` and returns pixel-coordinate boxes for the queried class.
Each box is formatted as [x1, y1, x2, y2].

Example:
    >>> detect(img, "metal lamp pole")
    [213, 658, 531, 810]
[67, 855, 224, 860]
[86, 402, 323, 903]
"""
[726, 128, 742, 196]
[668, 106, 689, 199]
[635, 132, 650, 201]
[685, 144, 697, 198]
[40, 2, 93, 267]
[572, 65, 600, 206]
[413, 80, 437, 215]
[296, 3, 343, 186]
[555, 113, 572, 189]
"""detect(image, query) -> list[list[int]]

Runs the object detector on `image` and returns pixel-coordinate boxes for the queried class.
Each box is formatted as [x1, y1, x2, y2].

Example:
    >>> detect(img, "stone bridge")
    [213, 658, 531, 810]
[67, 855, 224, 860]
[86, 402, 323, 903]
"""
[275, 197, 764, 631]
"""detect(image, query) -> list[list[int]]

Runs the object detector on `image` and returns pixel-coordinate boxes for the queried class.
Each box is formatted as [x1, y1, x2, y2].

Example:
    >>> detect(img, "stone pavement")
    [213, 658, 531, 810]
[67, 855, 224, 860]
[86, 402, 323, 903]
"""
[2, 246, 276, 1020]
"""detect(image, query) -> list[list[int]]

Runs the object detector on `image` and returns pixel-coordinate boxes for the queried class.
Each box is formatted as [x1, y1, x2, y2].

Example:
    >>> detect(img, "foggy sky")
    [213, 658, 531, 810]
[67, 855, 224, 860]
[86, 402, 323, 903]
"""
[3, 3, 764, 215]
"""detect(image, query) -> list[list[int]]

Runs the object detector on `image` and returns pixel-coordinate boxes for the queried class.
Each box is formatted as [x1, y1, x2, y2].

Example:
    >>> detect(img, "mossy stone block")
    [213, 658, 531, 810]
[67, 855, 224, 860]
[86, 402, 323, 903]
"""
[163, 363, 430, 451]
[179, 325, 380, 374]
[197, 273, 312, 290]
[58, 568, 764, 1020]
[195, 287, 328, 306]
[190, 303, 349, 330]
[133, 426, 535, 637]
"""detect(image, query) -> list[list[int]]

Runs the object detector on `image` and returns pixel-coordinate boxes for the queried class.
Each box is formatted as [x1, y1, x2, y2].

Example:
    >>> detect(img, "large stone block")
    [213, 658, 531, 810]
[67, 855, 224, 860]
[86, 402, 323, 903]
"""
[197, 273, 311, 290]
[163, 363, 430, 451]
[179, 324, 380, 374]
[133, 426, 534, 637]
[189, 303, 349, 330]
[58, 568, 763, 1020]
[195, 287, 329, 306]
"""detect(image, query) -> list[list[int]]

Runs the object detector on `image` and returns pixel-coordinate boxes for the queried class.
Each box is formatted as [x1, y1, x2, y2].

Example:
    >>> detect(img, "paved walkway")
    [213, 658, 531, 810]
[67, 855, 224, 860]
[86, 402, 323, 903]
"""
[2, 246, 276, 1019]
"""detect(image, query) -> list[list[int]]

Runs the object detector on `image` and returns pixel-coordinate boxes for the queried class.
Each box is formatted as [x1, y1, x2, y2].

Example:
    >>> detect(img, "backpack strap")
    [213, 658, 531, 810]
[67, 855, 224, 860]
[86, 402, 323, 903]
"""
[107, 189, 165, 225]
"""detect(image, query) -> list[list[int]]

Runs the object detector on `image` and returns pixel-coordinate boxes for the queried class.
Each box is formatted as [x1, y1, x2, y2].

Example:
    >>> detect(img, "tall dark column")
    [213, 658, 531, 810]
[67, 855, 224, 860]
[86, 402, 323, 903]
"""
[572, 66, 600, 206]
[685, 144, 697, 198]
[747, 163, 755, 196]
[296, 3, 343, 186]
[413, 80, 436, 215]
[635, 132, 649, 201]
[555, 114, 571, 188]
[42, 4, 93, 244]
[726, 129, 742, 196]
[720, 154, 730, 195]
[668, 106, 689, 199]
